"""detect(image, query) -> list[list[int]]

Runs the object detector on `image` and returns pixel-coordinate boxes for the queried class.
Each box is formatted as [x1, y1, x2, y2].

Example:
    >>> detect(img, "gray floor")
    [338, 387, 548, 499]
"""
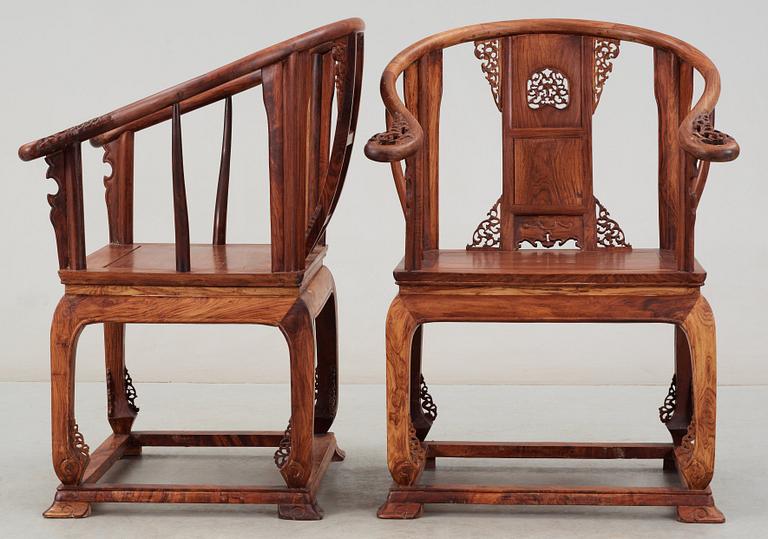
[1, 382, 766, 538]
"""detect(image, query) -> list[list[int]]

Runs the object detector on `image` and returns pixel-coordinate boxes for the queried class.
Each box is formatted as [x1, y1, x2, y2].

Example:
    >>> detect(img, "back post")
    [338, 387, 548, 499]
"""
[654, 49, 696, 270]
[403, 50, 443, 270]
[263, 51, 312, 273]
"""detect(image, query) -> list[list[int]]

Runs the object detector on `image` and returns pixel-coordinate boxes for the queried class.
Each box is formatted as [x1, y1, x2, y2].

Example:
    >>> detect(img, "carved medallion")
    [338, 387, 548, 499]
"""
[527, 68, 569, 110]
[474, 39, 502, 111]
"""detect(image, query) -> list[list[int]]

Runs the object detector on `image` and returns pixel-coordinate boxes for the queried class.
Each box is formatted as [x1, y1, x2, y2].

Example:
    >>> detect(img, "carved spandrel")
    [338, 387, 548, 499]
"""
[468, 196, 630, 249]
[467, 197, 501, 249]
[593, 39, 620, 112]
[474, 39, 502, 111]
[124, 367, 139, 414]
[659, 374, 677, 423]
[419, 375, 437, 421]
[274, 420, 292, 468]
[595, 197, 631, 248]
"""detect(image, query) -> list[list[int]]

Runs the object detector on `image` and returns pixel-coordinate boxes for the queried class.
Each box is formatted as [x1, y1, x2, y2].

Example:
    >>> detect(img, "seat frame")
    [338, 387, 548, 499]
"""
[366, 19, 739, 523]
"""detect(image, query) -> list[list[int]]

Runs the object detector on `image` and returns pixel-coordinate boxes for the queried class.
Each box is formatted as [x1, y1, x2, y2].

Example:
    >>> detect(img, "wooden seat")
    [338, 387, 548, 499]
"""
[18, 18, 364, 520]
[61, 244, 327, 287]
[365, 19, 739, 522]
[394, 249, 705, 286]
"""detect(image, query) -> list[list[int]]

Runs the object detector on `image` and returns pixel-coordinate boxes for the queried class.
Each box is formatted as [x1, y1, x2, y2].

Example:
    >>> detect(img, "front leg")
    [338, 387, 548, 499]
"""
[384, 296, 426, 486]
[410, 325, 437, 441]
[674, 295, 724, 523]
[45, 296, 91, 518]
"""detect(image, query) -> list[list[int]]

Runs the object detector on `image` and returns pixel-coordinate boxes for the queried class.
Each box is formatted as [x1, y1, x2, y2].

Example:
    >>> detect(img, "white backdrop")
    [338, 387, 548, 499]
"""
[1, 0, 765, 385]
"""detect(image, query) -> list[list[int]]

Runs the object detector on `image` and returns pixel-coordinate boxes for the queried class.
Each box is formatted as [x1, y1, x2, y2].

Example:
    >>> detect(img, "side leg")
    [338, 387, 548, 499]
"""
[313, 290, 340, 437]
[410, 325, 437, 442]
[276, 300, 322, 520]
[378, 296, 426, 519]
[44, 296, 92, 519]
[104, 323, 140, 455]
[675, 295, 724, 523]
[661, 326, 693, 471]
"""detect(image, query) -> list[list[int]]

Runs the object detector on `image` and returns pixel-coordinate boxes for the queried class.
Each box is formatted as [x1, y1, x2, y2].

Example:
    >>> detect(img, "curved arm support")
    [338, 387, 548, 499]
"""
[364, 19, 740, 165]
[18, 18, 364, 161]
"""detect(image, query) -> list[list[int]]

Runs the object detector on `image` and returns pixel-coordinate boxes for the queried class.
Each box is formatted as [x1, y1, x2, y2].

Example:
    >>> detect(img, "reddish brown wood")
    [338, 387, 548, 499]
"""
[367, 19, 737, 522]
[21, 19, 363, 520]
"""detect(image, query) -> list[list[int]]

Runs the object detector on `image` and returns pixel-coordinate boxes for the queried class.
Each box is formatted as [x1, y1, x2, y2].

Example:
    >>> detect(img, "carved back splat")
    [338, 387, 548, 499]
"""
[469, 35, 627, 250]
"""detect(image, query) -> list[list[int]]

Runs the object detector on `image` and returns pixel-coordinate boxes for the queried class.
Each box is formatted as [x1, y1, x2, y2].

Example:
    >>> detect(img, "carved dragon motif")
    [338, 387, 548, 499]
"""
[367, 112, 414, 147]
[692, 112, 733, 145]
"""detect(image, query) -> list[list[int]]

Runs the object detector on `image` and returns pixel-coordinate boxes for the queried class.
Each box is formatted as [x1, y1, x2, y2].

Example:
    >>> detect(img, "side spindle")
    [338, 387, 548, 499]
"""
[171, 103, 191, 272]
[213, 96, 233, 245]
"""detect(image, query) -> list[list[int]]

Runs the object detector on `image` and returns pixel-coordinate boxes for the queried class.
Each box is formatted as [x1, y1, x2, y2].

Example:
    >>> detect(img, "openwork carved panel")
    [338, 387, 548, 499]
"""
[467, 197, 501, 249]
[692, 112, 733, 145]
[659, 374, 677, 423]
[593, 39, 620, 111]
[517, 216, 582, 248]
[677, 418, 697, 460]
[526, 68, 570, 110]
[124, 367, 139, 413]
[367, 112, 414, 147]
[595, 197, 631, 248]
[419, 375, 438, 422]
[44, 152, 70, 269]
[474, 39, 502, 111]
[274, 420, 292, 468]
[71, 419, 90, 458]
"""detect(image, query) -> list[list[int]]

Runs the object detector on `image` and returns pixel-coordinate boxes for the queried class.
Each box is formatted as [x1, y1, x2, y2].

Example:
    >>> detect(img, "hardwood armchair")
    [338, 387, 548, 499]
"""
[18, 18, 363, 520]
[365, 19, 738, 522]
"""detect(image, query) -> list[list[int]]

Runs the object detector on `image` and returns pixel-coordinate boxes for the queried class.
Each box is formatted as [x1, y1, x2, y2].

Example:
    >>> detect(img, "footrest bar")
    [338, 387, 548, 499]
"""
[426, 441, 674, 460]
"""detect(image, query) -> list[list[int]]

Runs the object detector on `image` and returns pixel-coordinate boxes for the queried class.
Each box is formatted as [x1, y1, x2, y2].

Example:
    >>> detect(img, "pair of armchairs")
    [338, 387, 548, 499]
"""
[18, 18, 738, 523]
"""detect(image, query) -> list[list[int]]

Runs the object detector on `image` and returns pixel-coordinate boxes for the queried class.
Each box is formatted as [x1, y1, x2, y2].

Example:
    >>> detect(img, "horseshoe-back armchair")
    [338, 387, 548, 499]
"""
[365, 19, 738, 522]
[18, 18, 364, 520]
